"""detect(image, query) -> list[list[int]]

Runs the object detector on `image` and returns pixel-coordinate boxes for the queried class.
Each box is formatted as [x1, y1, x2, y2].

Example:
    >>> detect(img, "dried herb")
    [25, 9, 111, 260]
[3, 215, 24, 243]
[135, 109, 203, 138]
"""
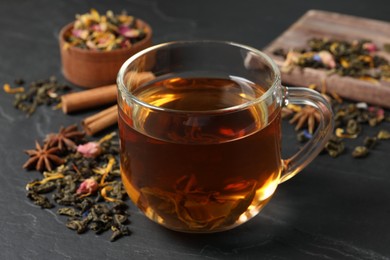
[27, 191, 54, 209]
[45, 124, 85, 151]
[24, 129, 130, 241]
[384, 43, 390, 54]
[289, 106, 320, 134]
[324, 135, 345, 158]
[297, 130, 313, 143]
[4, 76, 70, 116]
[284, 88, 389, 159]
[378, 129, 390, 140]
[64, 9, 147, 51]
[352, 146, 369, 158]
[3, 83, 24, 94]
[23, 141, 65, 172]
[274, 38, 390, 82]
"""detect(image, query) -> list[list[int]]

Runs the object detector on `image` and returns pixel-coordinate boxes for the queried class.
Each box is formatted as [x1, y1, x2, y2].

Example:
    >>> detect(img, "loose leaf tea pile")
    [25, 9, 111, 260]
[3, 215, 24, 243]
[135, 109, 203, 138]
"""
[24, 126, 130, 241]
[283, 90, 390, 158]
[3, 76, 70, 116]
[64, 8, 147, 51]
[274, 37, 390, 156]
[273, 38, 390, 82]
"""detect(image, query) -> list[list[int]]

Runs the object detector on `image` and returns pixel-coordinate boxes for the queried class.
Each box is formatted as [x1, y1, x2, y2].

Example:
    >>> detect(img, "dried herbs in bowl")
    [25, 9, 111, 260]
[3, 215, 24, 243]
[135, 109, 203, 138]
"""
[59, 9, 152, 88]
[63, 9, 148, 51]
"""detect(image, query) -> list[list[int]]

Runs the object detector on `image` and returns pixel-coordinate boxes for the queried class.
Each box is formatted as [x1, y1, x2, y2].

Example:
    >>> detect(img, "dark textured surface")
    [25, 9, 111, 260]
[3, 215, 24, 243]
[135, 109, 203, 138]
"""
[1, 0, 390, 259]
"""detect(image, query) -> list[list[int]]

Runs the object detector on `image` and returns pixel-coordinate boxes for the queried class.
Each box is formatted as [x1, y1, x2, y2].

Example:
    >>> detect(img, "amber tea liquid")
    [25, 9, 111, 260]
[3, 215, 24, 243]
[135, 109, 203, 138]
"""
[119, 77, 282, 232]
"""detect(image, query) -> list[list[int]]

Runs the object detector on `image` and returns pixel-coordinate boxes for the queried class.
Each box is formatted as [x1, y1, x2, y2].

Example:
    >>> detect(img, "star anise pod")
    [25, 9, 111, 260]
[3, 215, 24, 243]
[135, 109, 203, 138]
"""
[23, 141, 65, 172]
[289, 105, 321, 134]
[45, 125, 85, 151]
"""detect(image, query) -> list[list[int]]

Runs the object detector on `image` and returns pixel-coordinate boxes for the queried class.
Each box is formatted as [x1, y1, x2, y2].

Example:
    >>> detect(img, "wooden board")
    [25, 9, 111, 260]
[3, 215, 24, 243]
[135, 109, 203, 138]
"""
[263, 10, 390, 108]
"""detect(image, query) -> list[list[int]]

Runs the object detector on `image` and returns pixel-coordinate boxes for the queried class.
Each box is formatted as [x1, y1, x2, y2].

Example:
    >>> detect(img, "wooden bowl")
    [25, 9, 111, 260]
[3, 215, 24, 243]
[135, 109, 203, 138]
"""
[59, 19, 152, 88]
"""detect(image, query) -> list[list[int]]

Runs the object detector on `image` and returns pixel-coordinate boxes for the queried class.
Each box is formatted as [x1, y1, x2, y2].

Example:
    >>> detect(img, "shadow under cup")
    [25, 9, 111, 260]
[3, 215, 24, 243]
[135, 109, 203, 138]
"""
[116, 41, 331, 233]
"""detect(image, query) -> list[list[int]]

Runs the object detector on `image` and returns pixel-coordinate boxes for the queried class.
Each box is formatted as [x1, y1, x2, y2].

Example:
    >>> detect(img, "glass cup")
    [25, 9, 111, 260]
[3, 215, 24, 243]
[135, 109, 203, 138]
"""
[117, 41, 333, 233]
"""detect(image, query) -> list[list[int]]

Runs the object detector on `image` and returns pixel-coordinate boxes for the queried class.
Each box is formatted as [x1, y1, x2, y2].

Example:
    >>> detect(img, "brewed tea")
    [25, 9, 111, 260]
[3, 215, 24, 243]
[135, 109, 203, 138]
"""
[118, 77, 282, 232]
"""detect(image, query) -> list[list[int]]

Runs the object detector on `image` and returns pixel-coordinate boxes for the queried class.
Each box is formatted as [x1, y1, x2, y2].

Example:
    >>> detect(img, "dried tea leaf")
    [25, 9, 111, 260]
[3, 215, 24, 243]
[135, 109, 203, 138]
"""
[352, 146, 369, 158]
[27, 191, 54, 209]
[10, 77, 70, 116]
[57, 207, 81, 217]
[24, 130, 130, 241]
[66, 218, 88, 234]
[364, 137, 377, 149]
[384, 43, 390, 54]
[325, 136, 345, 158]
[377, 130, 390, 140]
[110, 225, 131, 242]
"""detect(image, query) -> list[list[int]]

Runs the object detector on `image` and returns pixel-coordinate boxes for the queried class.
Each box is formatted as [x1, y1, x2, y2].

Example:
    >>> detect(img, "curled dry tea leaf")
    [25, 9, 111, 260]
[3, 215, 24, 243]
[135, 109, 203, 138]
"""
[110, 225, 131, 242]
[364, 137, 377, 149]
[57, 207, 81, 217]
[66, 218, 89, 234]
[324, 135, 345, 158]
[377, 130, 390, 140]
[352, 146, 369, 158]
[27, 191, 54, 209]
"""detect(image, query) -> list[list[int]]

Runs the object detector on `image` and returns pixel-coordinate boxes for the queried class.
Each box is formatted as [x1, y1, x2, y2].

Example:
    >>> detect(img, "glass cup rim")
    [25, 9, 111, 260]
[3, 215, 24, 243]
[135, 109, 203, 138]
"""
[117, 40, 281, 114]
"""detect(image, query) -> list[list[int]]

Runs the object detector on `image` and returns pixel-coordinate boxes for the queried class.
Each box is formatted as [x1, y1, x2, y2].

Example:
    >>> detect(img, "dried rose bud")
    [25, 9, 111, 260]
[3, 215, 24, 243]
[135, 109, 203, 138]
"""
[77, 142, 101, 158]
[363, 42, 377, 53]
[318, 51, 336, 69]
[72, 29, 89, 40]
[77, 178, 98, 195]
[118, 25, 141, 38]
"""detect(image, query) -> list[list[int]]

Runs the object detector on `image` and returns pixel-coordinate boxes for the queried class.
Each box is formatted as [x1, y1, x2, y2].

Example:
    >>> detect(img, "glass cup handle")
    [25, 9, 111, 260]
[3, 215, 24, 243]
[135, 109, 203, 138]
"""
[279, 86, 334, 183]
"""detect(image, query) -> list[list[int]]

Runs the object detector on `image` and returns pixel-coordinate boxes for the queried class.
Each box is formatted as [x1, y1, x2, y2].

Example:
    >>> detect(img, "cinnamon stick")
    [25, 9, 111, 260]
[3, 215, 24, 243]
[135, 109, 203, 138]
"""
[82, 105, 118, 136]
[69, 71, 156, 135]
[61, 84, 117, 114]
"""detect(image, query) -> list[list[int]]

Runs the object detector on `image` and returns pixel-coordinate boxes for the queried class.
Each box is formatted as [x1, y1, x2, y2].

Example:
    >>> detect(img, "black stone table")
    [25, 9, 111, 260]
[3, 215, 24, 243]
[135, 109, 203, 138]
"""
[0, 0, 389, 259]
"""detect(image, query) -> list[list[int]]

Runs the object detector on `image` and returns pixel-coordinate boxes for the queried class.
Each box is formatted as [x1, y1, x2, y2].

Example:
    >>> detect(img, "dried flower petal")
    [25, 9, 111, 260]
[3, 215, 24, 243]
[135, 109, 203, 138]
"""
[3, 83, 24, 94]
[65, 9, 147, 51]
[283, 51, 301, 68]
[72, 29, 89, 40]
[318, 50, 336, 69]
[76, 178, 99, 195]
[77, 142, 101, 158]
[363, 42, 377, 53]
[101, 186, 120, 202]
[335, 128, 358, 139]
[297, 130, 312, 143]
